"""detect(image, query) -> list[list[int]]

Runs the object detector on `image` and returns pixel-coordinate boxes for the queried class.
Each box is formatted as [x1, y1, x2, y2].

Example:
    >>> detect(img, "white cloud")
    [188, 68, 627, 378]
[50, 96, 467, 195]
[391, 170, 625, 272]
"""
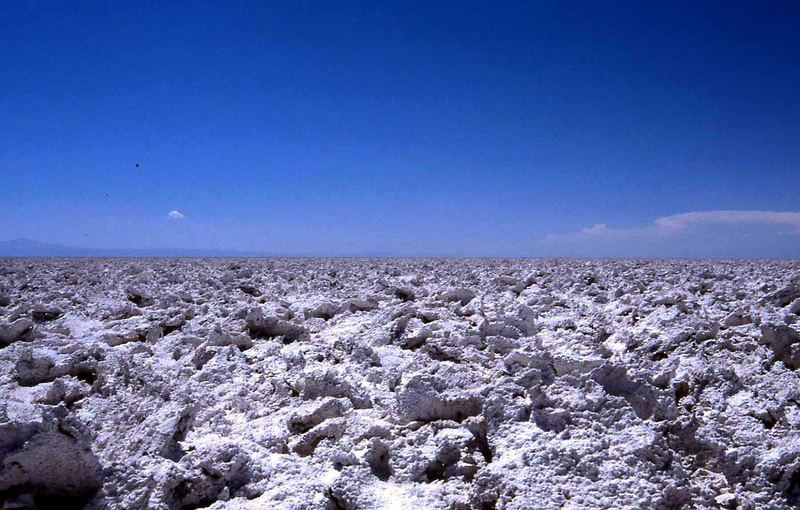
[553, 210, 800, 241]
[652, 210, 800, 234]
[167, 210, 185, 220]
[541, 210, 800, 257]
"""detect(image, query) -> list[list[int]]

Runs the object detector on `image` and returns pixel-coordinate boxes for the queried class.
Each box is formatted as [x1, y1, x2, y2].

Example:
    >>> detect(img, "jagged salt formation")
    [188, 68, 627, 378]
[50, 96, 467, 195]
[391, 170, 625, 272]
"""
[1, 258, 799, 509]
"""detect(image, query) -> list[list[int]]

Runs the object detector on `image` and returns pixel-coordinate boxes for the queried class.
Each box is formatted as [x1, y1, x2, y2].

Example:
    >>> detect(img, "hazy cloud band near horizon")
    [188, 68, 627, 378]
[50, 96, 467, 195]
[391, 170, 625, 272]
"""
[564, 210, 800, 239]
[541, 210, 800, 258]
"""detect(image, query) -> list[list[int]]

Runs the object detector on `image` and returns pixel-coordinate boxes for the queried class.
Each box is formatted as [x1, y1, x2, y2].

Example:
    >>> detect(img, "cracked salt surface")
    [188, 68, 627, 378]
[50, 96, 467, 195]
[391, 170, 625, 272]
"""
[1, 258, 800, 509]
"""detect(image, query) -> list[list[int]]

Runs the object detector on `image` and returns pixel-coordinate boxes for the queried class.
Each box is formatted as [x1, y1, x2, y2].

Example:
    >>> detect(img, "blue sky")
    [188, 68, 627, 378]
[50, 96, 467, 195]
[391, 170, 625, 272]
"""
[1, 1, 799, 256]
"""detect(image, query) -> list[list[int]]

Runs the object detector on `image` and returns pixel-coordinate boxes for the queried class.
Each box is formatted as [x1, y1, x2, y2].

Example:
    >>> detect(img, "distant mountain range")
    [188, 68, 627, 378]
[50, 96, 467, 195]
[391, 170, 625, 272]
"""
[0, 238, 428, 258]
[0, 238, 287, 257]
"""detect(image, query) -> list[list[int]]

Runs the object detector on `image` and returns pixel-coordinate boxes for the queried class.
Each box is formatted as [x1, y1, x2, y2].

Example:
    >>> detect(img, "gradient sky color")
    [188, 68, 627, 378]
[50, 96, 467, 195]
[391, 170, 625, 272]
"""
[2, 1, 799, 256]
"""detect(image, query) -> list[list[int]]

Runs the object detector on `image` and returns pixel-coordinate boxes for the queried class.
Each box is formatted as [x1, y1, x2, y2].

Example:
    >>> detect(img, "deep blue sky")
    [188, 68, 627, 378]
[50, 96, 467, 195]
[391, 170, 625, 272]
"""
[2, 1, 799, 256]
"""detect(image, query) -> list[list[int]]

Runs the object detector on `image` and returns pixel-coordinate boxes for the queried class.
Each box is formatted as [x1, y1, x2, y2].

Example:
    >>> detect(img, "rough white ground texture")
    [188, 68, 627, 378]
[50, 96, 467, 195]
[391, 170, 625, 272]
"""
[1, 259, 800, 510]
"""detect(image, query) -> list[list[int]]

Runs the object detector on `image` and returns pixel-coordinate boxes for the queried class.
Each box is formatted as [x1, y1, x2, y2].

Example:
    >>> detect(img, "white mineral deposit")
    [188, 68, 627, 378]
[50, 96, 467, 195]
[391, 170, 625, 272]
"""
[2, 259, 799, 508]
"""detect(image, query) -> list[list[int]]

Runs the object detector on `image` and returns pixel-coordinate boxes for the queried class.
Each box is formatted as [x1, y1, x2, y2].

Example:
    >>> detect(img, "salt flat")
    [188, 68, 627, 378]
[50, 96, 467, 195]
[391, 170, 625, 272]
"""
[1, 258, 799, 509]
